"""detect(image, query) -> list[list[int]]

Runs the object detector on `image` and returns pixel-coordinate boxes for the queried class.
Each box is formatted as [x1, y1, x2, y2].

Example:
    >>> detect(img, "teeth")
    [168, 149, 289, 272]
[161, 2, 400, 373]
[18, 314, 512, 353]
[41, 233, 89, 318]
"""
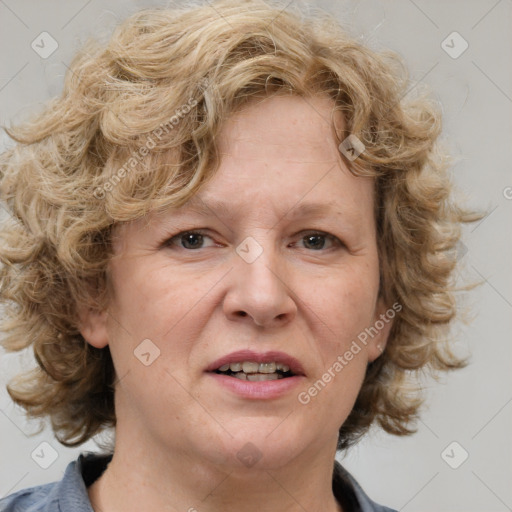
[230, 362, 242, 372]
[218, 361, 293, 374]
[258, 362, 276, 373]
[234, 372, 284, 381]
[242, 361, 260, 374]
[247, 373, 279, 381]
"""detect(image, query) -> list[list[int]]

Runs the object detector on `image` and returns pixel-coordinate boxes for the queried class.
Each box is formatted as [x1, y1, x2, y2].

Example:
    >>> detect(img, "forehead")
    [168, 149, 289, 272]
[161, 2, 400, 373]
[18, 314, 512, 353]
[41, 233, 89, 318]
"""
[117, 94, 375, 241]
[199, 94, 372, 214]
[217, 94, 345, 159]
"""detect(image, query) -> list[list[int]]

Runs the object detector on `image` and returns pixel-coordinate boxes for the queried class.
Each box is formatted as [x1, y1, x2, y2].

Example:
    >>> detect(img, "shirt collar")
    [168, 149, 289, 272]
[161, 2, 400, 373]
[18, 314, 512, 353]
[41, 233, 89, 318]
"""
[53, 453, 391, 512]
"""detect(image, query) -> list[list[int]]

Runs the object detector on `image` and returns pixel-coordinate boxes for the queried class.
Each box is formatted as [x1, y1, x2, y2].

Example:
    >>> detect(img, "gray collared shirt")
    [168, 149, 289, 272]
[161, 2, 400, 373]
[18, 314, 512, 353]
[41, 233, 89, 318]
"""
[0, 453, 397, 512]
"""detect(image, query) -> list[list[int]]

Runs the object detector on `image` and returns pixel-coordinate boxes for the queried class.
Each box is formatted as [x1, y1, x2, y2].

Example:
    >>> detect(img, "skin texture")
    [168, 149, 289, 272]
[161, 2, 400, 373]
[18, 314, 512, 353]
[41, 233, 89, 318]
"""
[81, 95, 392, 512]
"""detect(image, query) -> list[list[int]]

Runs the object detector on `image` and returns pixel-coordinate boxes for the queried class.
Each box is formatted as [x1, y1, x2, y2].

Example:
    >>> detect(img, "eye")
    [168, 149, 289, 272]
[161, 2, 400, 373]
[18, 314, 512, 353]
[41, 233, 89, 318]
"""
[294, 231, 342, 251]
[161, 229, 342, 251]
[163, 230, 216, 250]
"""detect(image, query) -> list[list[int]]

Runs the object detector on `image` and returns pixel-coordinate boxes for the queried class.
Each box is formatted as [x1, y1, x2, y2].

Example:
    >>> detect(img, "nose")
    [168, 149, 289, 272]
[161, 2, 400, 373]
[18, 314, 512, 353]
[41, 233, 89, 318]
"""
[223, 245, 297, 328]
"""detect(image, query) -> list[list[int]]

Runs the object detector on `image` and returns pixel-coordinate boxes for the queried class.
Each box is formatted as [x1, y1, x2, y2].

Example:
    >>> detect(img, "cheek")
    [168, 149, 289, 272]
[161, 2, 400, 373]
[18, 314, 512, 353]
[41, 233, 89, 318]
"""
[301, 278, 375, 409]
[105, 259, 216, 375]
[306, 265, 380, 417]
[108, 258, 203, 329]
[308, 267, 379, 341]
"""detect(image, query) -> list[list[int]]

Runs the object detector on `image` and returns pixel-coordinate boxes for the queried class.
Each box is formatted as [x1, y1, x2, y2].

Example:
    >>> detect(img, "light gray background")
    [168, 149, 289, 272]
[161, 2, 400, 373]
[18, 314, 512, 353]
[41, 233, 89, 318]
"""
[0, 1, 511, 510]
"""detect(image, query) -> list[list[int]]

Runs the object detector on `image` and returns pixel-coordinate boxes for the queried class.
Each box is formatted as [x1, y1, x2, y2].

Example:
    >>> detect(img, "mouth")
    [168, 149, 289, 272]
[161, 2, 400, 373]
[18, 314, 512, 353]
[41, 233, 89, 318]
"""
[205, 350, 305, 400]
[214, 361, 295, 381]
[206, 350, 305, 381]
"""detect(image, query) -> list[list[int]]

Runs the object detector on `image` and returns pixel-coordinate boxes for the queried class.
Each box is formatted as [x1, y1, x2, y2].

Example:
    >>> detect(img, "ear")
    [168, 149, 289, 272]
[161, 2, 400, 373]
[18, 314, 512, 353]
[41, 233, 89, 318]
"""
[366, 298, 397, 363]
[78, 307, 109, 349]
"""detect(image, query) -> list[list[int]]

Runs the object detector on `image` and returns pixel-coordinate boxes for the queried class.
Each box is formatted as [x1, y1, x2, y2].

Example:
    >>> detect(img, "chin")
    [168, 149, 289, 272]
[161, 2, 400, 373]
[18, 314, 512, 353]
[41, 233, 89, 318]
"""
[218, 423, 307, 472]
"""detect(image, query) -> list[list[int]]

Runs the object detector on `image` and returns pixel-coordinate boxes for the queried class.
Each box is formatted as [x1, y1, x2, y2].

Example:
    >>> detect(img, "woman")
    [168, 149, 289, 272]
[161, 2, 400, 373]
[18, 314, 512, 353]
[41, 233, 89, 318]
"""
[0, 1, 476, 511]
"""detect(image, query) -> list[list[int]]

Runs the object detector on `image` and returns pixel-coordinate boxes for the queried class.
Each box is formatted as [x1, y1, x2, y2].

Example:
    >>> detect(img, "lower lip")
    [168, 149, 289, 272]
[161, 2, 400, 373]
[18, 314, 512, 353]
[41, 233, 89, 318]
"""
[206, 373, 305, 400]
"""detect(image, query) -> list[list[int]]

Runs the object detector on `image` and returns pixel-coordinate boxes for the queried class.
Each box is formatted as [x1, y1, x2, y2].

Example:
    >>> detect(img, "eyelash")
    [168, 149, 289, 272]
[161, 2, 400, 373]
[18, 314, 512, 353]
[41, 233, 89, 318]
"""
[162, 229, 343, 252]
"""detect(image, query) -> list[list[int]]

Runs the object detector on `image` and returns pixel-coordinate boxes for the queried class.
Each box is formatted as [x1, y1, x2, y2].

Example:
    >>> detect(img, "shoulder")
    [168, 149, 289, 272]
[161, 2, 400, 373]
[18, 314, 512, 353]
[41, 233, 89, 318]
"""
[0, 483, 58, 512]
[334, 461, 398, 512]
[0, 453, 111, 512]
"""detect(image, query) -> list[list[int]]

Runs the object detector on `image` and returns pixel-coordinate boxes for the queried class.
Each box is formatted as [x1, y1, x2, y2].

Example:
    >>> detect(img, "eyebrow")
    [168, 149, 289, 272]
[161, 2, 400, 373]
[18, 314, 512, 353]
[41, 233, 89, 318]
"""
[182, 197, 343, 220]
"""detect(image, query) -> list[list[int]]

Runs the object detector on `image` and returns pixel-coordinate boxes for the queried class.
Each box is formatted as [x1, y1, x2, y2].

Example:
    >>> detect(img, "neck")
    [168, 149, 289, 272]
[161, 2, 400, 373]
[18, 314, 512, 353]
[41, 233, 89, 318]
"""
[88, 430, 343, 512]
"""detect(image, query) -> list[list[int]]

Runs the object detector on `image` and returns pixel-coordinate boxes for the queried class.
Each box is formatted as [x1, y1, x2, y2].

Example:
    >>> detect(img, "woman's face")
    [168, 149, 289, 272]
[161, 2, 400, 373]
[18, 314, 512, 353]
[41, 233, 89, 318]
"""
[82, 94, 392, 470]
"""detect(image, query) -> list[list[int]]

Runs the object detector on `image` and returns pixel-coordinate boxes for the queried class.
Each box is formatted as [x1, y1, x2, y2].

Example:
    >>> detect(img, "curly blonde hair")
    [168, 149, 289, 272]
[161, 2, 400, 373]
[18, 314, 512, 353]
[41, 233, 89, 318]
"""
[0, 0, 476, 448]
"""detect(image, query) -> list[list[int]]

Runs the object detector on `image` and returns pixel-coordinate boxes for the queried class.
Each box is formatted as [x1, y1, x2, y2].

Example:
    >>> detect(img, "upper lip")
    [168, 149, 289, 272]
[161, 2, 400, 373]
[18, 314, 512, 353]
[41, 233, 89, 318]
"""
[206, 350, 306, 376]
